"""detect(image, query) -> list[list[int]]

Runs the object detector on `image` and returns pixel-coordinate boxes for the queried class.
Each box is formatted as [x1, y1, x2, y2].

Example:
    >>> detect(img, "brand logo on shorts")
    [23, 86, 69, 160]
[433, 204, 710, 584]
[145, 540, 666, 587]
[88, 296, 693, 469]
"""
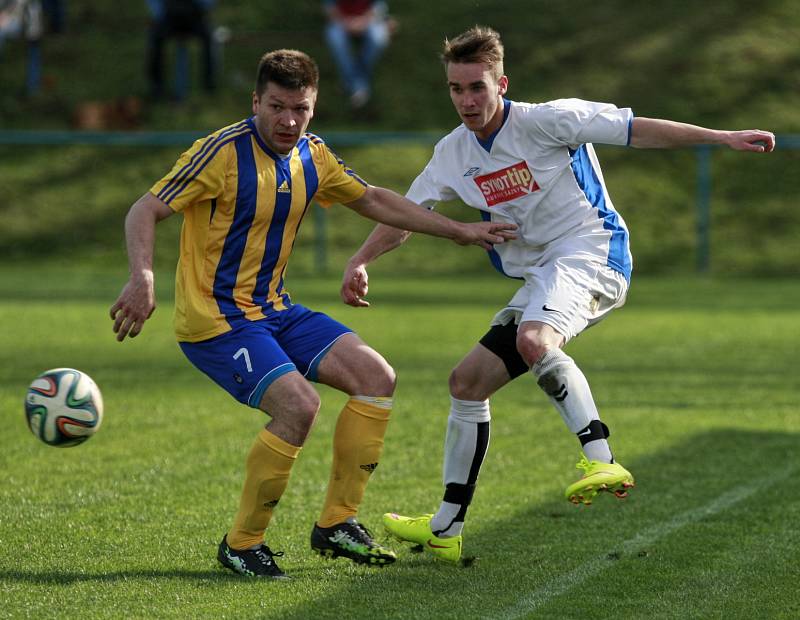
[474, 161, 540, 207]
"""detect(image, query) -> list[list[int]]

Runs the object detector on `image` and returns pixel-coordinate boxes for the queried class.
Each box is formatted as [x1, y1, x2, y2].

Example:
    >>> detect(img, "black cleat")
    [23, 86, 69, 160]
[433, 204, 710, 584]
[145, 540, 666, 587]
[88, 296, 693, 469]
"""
[311, 517, 397, 565]
[217, 534, 288, 579]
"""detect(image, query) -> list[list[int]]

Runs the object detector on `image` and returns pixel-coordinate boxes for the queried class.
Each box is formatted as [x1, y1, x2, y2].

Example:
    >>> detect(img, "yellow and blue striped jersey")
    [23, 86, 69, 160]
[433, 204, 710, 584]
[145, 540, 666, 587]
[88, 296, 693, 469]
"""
[150, 117, 368, 342]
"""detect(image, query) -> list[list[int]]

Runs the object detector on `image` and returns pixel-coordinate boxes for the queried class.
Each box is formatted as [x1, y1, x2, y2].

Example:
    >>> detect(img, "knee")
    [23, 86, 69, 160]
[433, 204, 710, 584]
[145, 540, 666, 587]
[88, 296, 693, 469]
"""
[263, 387, 320, 435]
[516, 327, 565, 367]
[515, 338, 551, 367]
[294, 390, 321, 431]
[449, 365, 483, 401]
[351, 357, 396, 397]
[369, 359, 397, 396]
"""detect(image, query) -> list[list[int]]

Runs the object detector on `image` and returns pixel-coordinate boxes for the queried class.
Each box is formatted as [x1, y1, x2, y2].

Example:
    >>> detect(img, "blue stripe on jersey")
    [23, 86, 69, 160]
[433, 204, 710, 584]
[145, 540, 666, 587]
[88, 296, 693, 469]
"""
[158, 121, 249, 204]
[298, 138, 319, 203]
[270, 138, 320, 292]
[475, 98, 511, 153]
[213, 134, 259, 326]
[251, 158, 294, 314]
[480, 210, 523, 280]
[626, 115, 634, 146]
[304, 132, 324, 145]
[569, 145, 632, 281]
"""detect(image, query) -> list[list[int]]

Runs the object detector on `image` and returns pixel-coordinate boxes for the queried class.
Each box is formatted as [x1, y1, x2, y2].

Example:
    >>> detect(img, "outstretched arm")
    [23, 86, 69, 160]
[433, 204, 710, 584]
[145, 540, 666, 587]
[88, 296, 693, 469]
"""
[344, 185, 516, 249]
[109, 192, 174, 341]
[630, 117, 775, 152]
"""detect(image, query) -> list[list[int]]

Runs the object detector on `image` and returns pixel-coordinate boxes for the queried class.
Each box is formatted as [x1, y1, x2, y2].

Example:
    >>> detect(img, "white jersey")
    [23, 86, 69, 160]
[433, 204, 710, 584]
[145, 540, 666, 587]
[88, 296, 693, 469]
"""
[406, 98, 634, 281]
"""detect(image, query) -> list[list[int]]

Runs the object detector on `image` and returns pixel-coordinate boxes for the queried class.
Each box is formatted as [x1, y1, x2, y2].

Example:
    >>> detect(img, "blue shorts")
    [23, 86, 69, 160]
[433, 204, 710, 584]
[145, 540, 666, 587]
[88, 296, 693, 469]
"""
[179, 304, 352, 408]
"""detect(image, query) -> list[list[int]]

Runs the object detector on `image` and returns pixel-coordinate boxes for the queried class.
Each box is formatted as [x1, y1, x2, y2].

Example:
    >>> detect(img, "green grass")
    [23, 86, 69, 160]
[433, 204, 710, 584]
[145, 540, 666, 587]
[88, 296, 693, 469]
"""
[0, 265, 798, 619]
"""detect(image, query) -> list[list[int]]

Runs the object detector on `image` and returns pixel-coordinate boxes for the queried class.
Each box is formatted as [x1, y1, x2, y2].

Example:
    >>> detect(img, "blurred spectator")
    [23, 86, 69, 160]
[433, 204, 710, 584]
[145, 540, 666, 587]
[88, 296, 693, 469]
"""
[41, 0, 64, 33]
[146, 0, 216, 101]
[324, 0, 395, 109]
[0, 0, 44, 95]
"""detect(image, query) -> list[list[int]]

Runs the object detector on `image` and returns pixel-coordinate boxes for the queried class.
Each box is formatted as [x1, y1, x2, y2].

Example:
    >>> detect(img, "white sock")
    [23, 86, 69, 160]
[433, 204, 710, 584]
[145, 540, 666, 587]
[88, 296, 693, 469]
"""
[430, 397, 490, 537]
[532, 349, 613, 463]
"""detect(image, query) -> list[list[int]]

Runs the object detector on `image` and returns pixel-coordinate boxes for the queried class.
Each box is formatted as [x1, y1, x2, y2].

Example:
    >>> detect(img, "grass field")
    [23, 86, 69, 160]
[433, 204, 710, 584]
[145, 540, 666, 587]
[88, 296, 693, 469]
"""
[0, 265, 797, 619]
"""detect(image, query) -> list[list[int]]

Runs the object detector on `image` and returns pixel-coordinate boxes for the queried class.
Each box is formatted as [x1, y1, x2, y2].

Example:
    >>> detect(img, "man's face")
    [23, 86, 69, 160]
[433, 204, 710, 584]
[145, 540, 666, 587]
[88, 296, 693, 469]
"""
[446, 62, 508, 139]
[252, 82, 317, 155]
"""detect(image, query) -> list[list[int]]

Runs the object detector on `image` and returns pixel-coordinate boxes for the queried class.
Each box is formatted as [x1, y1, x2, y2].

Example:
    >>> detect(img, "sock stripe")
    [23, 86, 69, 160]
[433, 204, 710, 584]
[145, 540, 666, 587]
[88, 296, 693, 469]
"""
[467, 421, 490, 484]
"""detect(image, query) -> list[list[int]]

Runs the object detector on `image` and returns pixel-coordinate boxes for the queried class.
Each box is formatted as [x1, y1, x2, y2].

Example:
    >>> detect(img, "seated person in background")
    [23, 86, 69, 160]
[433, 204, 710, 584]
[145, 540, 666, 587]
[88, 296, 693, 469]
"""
[323, 0, 395, 109]
[145, 0, 216, 100]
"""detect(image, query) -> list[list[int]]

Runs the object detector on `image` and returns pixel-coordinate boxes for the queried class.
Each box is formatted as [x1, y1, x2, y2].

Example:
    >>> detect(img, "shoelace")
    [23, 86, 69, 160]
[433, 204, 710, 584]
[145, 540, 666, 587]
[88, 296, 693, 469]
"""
[254, 546, 285, 565]
[346, 521, 377, 547]
[575, 455, 592, 473]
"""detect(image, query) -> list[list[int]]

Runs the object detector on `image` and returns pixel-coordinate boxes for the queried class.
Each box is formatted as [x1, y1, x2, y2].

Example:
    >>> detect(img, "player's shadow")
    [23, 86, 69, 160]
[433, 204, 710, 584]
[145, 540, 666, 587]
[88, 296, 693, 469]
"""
[0, 567, 316, 585]
[276, 427, 796, 619]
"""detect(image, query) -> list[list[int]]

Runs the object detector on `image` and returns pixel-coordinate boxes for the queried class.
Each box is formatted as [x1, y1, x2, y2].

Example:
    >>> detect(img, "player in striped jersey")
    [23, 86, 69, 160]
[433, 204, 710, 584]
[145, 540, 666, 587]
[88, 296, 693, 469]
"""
[341, 26, 775, 563]
[109, 48, 515, 578]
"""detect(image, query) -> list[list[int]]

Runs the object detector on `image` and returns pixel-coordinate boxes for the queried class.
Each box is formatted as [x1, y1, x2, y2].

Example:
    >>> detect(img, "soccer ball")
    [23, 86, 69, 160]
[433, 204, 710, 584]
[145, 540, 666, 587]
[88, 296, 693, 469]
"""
[25, 368, 104, 447]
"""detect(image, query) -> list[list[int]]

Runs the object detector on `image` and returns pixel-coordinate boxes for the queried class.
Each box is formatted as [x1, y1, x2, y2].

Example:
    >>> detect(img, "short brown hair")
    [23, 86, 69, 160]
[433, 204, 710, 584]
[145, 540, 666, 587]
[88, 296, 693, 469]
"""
[255, 49, 319, 95]
[441, 26, 504, 78]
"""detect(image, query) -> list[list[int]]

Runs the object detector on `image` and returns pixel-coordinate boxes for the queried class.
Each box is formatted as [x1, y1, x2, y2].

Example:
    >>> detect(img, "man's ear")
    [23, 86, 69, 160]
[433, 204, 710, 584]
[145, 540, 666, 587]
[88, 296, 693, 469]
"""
[498, 75, 509, 97]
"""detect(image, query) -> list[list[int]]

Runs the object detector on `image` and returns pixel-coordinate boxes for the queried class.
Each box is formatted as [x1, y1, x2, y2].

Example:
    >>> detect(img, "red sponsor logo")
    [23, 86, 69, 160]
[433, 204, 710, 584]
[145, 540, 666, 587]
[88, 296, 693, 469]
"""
[474, 161, 539, 207]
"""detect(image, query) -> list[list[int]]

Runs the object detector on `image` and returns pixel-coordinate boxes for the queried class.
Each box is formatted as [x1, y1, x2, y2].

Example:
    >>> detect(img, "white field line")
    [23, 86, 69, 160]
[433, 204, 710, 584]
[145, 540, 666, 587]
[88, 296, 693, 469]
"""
[499, 466, 796, 619]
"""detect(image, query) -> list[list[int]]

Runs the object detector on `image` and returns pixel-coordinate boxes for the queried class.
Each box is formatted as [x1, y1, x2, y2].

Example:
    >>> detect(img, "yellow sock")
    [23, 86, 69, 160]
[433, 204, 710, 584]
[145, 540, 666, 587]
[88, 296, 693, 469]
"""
[226, 428, 301, 550]
[318, 396, 392, 527]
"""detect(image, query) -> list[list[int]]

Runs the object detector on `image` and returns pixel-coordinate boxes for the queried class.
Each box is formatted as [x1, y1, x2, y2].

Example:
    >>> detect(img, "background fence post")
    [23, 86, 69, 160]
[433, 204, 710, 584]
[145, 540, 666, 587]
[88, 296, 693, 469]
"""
[695, 145, 712, 273]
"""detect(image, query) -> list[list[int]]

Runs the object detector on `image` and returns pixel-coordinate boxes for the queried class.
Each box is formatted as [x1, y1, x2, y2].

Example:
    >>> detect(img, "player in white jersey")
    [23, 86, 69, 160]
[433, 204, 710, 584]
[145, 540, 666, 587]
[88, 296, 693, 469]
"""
[341, 26, 775, 563]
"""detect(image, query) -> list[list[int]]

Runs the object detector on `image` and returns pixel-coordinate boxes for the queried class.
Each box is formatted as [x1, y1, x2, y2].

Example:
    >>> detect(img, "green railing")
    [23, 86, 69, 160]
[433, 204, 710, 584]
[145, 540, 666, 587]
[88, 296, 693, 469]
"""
[3, 130, 797, 273]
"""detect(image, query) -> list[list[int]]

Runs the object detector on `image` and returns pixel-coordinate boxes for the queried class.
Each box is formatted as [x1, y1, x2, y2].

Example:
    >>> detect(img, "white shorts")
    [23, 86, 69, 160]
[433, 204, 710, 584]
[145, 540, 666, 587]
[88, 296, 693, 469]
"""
[491, 255, 628, 343]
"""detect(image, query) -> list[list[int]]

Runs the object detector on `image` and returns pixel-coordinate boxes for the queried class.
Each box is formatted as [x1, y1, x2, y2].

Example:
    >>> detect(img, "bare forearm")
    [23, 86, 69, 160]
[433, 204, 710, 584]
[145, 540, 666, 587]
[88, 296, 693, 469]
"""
[125, 200, 158, 275]
[630, 117, 775, 152]
[124, 193, 174, 276]
[348, 223, 411, 268]
[630, 117, 727, 149]
[350, 186, 465, 240]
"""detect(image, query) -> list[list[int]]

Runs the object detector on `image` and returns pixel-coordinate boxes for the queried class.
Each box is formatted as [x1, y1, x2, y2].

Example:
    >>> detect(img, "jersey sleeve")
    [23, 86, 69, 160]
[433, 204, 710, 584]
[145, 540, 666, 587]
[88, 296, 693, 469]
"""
[311, 142, 368, 208]
[150, 135, 229, 212]
[546, 98, 633, 148]
[404, 141, 459, 210]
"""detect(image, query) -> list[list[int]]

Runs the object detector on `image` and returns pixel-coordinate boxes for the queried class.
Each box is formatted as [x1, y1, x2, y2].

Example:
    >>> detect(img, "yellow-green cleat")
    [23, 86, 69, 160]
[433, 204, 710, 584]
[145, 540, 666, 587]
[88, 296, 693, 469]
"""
[382, 513, 462, 563]
[565, 456, 635, 505]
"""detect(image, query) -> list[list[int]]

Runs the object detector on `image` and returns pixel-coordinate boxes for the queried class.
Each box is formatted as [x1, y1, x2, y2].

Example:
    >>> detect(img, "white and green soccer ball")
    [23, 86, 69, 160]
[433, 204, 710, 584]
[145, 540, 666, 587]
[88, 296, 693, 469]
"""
[25, 368, 104, 447]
